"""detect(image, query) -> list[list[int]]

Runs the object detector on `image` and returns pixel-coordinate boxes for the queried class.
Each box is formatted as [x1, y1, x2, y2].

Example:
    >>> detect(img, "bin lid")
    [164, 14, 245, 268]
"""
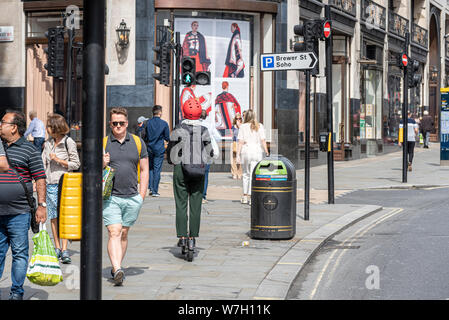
[254, 154, 296, 181]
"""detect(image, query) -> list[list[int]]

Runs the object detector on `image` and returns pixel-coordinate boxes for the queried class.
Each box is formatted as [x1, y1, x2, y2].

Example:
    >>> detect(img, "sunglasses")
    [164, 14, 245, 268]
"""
[236, 118, 242, 120]
[111, 121, 127, 127]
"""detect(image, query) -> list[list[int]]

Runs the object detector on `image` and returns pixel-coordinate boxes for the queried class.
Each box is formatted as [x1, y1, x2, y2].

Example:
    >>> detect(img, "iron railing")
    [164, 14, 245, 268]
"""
[388, 11, 409, 38]
[361, 0, 386, 30]
[330, 0, 356, 17]
[412, 23, 428, 48]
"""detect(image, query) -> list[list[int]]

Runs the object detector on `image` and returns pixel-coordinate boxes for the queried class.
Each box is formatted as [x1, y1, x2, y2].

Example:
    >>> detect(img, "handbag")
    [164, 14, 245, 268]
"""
[26, 222, 63, 286]
[102, 165, 115, 200]
[5, 153, 39, 234]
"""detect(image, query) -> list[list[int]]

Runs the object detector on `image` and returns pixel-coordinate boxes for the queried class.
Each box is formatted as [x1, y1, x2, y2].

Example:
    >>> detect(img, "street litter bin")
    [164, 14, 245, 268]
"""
[250, 155, 296, 240]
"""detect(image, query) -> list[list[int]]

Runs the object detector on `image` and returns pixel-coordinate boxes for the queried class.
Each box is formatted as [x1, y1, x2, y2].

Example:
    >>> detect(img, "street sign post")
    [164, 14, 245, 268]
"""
[260, 52, 317, 71]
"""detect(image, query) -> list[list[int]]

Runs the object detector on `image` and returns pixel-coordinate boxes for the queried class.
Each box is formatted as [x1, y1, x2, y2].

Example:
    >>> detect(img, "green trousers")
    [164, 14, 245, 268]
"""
[173, 164, 204, 238]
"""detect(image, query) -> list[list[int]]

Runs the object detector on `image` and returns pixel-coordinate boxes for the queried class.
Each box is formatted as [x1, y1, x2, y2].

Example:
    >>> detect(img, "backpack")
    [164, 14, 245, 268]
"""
[179, 123, 210, 181]
[103, 134, 142, 183]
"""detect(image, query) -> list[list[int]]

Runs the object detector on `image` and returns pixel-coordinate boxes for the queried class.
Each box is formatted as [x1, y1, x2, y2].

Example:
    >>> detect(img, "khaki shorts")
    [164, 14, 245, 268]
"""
[102, 194, 143, 227]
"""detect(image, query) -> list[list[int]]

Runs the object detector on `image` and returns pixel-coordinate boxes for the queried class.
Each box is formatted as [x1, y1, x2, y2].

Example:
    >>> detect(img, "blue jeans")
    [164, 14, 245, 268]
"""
[0, 213, 30, 297]
[33, 137, 45, 153]
[203, 164, 211, 199]
[149, 152, 165, 194]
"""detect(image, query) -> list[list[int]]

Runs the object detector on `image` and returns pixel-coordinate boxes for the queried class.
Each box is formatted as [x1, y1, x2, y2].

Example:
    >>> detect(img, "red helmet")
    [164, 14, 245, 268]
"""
[182, 97, 202, 120]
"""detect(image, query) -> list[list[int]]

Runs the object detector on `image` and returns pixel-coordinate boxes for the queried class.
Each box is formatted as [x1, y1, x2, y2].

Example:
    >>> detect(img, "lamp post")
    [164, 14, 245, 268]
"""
[116, 19, 130, 48]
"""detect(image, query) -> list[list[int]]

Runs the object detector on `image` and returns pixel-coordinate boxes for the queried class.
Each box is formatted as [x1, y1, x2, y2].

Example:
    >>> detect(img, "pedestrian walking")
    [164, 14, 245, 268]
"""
[146, 105, 170, 197]
[103, 107, 149, 286]
[236, 109, 269, 205]
[135, 116, 148, 141]
[42, 114, 80, 264]
[420, 110, 434, 149]
[231, 113, 243, 180]
[24, 111, 46, 153]
[400, 112, 419, 172]
[200, 110, 220, 204]
[167, 98, 217, 260]
[0, 110, 47, 300]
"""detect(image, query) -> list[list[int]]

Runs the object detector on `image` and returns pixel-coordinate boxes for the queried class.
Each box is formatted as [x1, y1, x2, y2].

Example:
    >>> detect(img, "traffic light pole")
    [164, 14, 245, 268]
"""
[325, 5, 335, 204]
[174, 32, 181, 126]
[66, 27, 74, 126]
[402, 32, 409, 183]
[304, 69, 311, 221]
[81, 0, 105, 300]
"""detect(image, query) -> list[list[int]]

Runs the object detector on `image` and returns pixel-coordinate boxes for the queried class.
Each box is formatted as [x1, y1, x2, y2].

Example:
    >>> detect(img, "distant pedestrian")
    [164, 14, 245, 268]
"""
[146, 105, 170, 197]
[135, 116, 148, 141]
[0, 110, 47, 300]
[42, 114, 80, 264]
[200, 109, 220, 204]
[24, 111, 46, 153]
[420, 110, 434, 149]
[236, 110, 269, 205]
[231, 113, 243, 180]
[167, 98, 217, 255]
[103, 107, 149, 286]
[400, 112, 419, 172]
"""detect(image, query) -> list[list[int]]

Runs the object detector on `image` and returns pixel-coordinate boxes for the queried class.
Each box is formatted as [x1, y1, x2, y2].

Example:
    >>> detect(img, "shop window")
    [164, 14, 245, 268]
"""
[361, 68, 383, 141]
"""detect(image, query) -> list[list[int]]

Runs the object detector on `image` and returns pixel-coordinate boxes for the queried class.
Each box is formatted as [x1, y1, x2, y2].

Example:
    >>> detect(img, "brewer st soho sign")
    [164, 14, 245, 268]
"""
[0, 26, 14, 42]
[260, 52, 317, 71]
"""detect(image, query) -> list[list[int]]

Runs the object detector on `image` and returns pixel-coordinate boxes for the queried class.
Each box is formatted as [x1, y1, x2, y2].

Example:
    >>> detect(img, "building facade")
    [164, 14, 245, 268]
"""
[0, 0, 448, 169]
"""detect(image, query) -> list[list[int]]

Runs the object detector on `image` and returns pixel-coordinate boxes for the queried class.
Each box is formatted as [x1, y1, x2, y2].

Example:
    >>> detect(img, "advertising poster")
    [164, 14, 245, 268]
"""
[175, 17, 251, 140]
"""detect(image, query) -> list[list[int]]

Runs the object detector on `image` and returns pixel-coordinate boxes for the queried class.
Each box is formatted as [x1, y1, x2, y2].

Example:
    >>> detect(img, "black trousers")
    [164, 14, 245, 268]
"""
[407, 141, 415, 164]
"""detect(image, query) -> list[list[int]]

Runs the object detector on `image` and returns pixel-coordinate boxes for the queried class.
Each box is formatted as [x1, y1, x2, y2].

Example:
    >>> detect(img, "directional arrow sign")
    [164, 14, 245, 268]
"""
[261, 52, 317, 71]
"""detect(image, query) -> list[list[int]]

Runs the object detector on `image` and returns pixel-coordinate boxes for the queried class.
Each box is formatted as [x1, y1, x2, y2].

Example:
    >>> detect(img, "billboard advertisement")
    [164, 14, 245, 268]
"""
[175, 17, 251, 140]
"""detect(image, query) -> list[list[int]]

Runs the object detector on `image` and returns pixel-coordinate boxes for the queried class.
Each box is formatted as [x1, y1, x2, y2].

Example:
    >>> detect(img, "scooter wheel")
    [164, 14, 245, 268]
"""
[187, 250, 194, 262]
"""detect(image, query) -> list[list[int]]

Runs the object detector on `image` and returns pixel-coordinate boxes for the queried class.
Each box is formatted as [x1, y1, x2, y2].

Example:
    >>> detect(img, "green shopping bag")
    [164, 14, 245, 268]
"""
[26, 223, 63, 286]
[103, 165, 115, 200]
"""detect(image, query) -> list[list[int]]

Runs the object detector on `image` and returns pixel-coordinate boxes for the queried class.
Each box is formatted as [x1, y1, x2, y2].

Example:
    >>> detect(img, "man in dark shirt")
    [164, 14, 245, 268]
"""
[420, 110, 434, 149]
[146, 105, 170, 197]
[103, 107, 148, 286]
[0, 110, 47, 300]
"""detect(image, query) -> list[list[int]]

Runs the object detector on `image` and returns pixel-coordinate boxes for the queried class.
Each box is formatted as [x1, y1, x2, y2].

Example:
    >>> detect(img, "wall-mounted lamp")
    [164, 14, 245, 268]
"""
[430, 65, 439, 82]
[116, 19, 130, 48]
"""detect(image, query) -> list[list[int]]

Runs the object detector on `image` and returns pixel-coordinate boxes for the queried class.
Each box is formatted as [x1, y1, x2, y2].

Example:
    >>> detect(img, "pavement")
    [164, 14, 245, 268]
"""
[0, 142, 447, 300]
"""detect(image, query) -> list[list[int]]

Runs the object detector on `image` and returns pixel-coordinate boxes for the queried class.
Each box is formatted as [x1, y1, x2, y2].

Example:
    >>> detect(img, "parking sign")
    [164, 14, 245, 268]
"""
[262, 56, 275, 69]
[260, 52, 317, 71]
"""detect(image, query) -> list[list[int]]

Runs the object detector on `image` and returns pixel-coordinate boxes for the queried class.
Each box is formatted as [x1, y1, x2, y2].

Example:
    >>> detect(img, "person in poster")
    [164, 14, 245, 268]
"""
[181, 21, 211, 72]
[179, 85, 211, 121]
[215, 81, 242, 136]
[223, 22, 245, 78]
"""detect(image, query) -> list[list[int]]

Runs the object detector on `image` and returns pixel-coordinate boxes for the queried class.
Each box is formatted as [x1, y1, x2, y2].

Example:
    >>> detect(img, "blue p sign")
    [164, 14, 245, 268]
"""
[262, 56, 274, 69]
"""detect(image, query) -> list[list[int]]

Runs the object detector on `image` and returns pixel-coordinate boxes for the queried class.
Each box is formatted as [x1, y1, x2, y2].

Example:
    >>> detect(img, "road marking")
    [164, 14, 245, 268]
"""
[309, 207, 404, 299]
[278, 262, 304, 265]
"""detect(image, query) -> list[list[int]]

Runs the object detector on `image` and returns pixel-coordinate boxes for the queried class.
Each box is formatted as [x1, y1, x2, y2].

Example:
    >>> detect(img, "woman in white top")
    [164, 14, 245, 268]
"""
[236, 110, 269, 204]
[42, 114, 80, 264]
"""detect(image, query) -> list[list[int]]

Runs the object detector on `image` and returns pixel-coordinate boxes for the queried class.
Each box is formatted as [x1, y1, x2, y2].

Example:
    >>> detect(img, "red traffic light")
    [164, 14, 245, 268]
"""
[402, 54, 408, 67]
[323, 21, 331, 38]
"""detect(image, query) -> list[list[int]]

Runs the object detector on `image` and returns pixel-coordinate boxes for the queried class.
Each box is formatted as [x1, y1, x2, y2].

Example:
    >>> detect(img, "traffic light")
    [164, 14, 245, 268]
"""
[293, 19, 329, 76]
[407, 59, 422, 88]
[181, 57, 195, 86]
[195, 71, 210, 86]
[152, 42, 171, 86]
[44, 27, 64, 78]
